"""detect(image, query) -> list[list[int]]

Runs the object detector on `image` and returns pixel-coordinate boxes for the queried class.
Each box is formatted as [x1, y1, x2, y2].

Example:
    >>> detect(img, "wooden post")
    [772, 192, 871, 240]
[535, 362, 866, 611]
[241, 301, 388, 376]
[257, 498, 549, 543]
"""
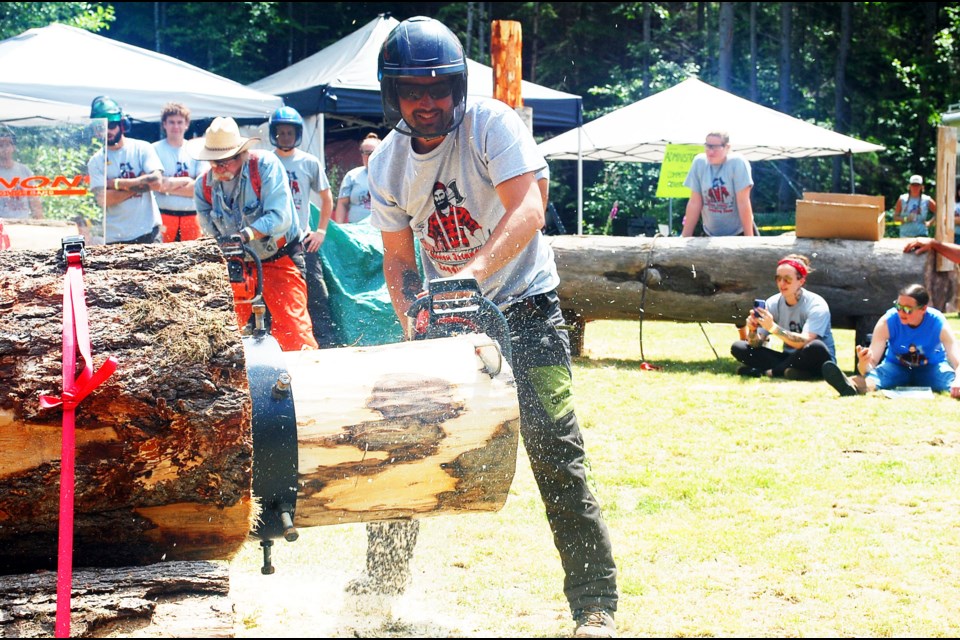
[491, 20, 532, 133]
[935, 125, 958, 272]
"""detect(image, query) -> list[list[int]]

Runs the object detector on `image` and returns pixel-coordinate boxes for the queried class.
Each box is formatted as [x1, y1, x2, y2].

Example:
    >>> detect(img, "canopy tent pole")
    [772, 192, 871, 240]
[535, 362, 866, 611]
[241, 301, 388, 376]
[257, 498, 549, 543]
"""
[848, 152, 855, 193]
[577, 126, 583, 235]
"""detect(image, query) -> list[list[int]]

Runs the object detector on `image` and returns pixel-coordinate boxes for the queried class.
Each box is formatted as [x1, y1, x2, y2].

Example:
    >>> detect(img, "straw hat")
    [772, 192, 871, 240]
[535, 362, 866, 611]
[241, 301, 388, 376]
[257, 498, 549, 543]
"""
[187, 116, 259, 161]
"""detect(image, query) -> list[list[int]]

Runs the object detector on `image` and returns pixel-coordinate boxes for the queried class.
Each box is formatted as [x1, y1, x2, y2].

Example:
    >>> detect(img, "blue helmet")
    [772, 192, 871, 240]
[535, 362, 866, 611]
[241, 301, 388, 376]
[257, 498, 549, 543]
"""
[378, 16, 467, 137]
[269, 106, 303, 148]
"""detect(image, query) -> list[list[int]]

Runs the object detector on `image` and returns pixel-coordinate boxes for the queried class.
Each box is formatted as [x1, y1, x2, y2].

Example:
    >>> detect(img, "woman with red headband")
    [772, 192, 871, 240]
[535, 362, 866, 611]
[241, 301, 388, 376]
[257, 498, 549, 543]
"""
[731, 253, 837, 379]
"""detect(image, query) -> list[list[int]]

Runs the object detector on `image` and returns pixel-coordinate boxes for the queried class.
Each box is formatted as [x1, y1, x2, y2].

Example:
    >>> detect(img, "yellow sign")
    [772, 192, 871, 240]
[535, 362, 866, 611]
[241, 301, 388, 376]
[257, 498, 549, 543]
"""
[655, 144, 702, 198]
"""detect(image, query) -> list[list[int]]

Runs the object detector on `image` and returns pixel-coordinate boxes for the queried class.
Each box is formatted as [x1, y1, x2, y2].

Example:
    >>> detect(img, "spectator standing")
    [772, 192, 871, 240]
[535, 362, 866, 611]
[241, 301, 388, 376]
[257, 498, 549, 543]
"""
[362, 16, 619, 638]
[153, 102, 208, 242]
[268, 106, 338, 348]
[681, 131, 756, 238]
[821, 283, 960, 398]
[731, 254, 836, 379]
[86, 96, 164, 244]
[334, 132, 381, 224]
[0, 124, 43, 219]
[188, 116, 317, 352]
[894, 174, 936, 238]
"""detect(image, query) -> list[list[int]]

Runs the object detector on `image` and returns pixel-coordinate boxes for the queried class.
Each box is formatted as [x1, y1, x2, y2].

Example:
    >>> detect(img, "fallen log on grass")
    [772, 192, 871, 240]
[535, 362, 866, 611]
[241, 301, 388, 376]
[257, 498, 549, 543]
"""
[0, 239, 519, 574]
[548, 235, 943, 352]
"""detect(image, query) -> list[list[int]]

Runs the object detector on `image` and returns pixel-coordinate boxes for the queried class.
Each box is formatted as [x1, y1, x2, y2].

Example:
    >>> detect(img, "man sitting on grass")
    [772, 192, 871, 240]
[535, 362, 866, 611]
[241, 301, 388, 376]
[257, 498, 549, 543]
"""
[822, 283, 960, 398]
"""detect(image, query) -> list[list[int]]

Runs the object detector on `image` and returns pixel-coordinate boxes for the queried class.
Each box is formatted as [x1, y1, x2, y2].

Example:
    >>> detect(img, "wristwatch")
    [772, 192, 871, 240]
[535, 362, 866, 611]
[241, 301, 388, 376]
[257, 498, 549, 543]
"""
[239, 227, 252, 243]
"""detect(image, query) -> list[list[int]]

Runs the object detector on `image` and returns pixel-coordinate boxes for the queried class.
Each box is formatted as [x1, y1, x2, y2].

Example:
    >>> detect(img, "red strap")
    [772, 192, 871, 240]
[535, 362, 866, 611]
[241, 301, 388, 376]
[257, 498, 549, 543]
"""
[0, 220, 9, 250]
[39, 251, 117, 638]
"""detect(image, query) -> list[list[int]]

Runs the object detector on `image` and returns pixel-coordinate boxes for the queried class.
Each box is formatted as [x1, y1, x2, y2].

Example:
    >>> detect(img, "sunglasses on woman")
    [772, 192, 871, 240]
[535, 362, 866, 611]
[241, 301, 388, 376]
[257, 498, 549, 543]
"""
[893, 301, 922, 313]
[396, 80, 454, 102]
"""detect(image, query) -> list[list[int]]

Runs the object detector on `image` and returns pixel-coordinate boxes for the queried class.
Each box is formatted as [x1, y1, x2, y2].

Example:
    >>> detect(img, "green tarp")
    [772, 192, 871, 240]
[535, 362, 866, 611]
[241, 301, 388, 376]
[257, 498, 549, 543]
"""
[317, 215, 421, 347]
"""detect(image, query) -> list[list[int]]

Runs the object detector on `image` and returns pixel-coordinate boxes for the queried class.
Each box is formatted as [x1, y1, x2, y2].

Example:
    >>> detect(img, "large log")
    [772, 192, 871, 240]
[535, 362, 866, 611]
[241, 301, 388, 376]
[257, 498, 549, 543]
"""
[549, 235, 936, 331]
[0, 239, 520, 574]
[0, 239, 253, 573]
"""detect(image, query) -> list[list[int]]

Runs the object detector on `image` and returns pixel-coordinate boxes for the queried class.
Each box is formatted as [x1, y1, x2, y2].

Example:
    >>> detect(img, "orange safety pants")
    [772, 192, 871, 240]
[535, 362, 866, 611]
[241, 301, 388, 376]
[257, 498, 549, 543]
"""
[161, 212, 203, 242]
[231, 254, 318, 351]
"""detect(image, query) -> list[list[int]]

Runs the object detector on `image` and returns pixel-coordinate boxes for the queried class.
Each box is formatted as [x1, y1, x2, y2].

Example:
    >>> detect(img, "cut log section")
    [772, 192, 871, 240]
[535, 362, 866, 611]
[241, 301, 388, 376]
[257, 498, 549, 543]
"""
[285, 334, 520, 527]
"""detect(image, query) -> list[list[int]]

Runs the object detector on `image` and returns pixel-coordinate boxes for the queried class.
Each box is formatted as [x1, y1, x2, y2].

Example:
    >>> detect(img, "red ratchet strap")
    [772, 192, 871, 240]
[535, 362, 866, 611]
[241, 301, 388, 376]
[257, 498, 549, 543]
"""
[38, 237, 117, 639]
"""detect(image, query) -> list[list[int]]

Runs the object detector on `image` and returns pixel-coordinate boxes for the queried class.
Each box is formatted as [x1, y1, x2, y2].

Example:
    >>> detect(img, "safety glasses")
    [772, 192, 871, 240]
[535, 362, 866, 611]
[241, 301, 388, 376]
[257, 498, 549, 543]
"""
[893, 301, 922, 314]
[211, 154, 241, 167]
[396, 80, 454, 102]
[704, 143, 726, 151]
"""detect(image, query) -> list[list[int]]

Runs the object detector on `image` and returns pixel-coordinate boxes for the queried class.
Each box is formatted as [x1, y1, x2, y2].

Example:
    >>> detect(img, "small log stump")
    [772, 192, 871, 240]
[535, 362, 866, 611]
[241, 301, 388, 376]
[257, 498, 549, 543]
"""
[0, 560, 234, 637]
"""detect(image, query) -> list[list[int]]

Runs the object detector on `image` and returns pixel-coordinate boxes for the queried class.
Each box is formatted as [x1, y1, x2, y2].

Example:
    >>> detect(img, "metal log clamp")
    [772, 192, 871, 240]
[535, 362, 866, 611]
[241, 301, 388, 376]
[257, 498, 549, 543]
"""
[243, 319, 299, 575]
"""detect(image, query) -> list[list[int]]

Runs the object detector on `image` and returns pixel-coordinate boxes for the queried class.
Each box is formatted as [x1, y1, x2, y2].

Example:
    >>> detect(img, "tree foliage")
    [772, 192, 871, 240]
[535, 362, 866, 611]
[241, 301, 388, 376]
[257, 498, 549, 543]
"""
[5, 2, 960, 235]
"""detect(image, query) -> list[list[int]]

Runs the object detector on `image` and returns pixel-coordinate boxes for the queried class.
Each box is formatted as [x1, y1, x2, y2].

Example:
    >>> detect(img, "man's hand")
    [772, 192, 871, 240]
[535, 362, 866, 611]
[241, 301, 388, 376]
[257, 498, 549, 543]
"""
[903, 238, 934, 254]
[303, 230, 326, 252]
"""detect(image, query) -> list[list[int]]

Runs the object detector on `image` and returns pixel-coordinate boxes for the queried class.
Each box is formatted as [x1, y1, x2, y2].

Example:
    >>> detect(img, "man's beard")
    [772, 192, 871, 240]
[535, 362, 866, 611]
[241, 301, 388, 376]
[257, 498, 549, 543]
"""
[107, 130, 123, 146]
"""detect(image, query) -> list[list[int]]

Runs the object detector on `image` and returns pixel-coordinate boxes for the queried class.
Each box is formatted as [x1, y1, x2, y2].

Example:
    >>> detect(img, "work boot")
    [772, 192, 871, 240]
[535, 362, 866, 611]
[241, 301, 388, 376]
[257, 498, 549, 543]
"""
[821, 361, 859, 396]
[573, 606, 616, 638]
[345, 520, 420, 597]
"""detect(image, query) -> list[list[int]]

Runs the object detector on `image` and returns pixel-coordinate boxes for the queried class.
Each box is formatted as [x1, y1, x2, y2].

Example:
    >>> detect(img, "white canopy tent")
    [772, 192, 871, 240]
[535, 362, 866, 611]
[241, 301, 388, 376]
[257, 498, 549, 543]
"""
[537, 77, 886, 233]
[0, 23, 282, 123]
[248, 14, 582, 161]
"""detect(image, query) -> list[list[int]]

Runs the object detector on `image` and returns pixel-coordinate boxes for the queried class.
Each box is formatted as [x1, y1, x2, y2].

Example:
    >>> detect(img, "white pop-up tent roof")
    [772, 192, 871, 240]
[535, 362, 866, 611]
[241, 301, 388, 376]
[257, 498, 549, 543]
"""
[538, 77, 885, 233]
[538, 77, 884, 163]
[249, 14, 582, 132]
[0, 23, 282, 123]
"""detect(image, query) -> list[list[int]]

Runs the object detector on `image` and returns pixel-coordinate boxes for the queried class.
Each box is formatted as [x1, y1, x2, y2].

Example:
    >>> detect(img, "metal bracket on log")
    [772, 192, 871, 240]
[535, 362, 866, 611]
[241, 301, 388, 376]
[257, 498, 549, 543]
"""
[244, 333, 299, 575]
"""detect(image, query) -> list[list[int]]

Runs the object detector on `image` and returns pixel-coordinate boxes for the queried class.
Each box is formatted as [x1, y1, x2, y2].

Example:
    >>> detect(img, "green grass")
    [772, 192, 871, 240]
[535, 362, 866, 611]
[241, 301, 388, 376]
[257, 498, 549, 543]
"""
[229, 318, 960, 637]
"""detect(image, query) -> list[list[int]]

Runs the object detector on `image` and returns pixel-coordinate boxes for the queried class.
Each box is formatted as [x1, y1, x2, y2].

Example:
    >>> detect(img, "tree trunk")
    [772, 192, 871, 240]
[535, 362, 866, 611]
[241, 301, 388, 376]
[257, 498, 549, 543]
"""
[717, 3, 734, 91]
[0, 560, 234, 638]
[0, 240, 254, 574]
[548, 235, 931, 330]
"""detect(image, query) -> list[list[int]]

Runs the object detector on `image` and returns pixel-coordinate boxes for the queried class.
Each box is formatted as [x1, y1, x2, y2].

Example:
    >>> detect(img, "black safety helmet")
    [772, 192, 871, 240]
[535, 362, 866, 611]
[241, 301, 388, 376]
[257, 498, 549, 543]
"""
[268, 106, 304, 149]
[378, 16, 468, 137]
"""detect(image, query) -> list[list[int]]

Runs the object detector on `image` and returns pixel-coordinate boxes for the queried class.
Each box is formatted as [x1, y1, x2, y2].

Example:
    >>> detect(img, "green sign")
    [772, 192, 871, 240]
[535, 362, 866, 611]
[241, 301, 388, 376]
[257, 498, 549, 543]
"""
[655, 144, 702, 198]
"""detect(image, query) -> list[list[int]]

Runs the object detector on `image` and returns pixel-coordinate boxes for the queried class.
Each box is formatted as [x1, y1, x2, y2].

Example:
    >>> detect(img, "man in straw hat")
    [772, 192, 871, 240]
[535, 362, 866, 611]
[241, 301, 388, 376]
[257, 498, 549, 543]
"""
[188, 116, 318, 351]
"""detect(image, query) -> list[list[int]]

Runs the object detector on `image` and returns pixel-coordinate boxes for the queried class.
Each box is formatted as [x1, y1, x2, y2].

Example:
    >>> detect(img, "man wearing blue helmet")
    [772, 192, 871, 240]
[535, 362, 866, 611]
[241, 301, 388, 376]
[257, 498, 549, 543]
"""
[268, 106, 338, 347]
[364, 16, 618, 638]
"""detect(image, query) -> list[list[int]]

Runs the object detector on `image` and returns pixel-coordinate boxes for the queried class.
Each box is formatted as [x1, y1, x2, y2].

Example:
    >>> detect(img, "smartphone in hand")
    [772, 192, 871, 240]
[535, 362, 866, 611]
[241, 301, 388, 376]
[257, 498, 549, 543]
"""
[753, 299, 766, 318]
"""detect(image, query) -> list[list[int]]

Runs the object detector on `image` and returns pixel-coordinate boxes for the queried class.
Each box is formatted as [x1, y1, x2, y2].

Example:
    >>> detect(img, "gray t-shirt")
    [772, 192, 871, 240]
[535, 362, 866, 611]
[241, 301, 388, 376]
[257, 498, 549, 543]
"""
[87, 138, 163, 243]
[274, 148, 329, 234]
[369, 98, 558, 307]
[758, 289, 836, 360]
[683, 152, 754, 236]
[0, 161, 36, 218]
[152, 139, 208, 212]
[337, 165, 372, 224]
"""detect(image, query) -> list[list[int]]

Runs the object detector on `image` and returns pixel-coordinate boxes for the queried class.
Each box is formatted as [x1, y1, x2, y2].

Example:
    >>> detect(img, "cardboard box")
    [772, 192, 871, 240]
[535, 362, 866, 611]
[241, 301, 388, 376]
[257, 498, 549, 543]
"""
[802, 192, 885, 211]
[795, 193, 885, 241]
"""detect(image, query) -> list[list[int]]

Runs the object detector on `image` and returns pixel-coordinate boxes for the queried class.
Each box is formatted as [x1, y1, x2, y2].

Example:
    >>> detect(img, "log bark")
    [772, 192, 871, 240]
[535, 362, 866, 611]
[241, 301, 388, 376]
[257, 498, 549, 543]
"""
[548, 235, 935, 329]
[0, 239, 254, 574]
[0, 560, 234, 638]
[285, 333, 520, 527]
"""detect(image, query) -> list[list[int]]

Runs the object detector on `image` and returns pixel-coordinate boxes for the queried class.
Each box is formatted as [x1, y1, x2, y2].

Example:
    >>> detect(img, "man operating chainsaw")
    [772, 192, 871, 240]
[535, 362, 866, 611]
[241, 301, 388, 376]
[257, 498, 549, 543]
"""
[362, 16, 619, 638]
